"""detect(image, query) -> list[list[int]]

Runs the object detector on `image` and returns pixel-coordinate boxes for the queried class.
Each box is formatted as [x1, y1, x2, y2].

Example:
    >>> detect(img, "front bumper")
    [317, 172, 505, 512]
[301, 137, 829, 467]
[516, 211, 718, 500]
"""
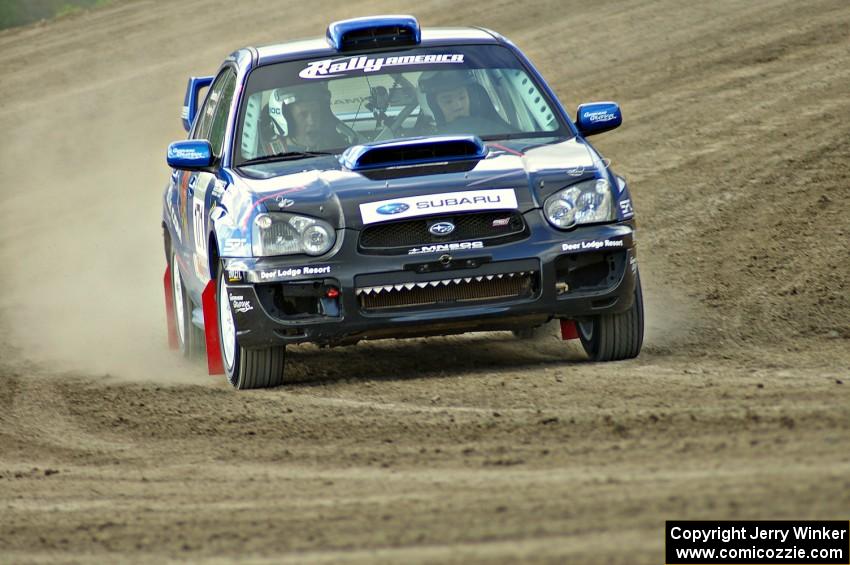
[222, 211, 638, 348]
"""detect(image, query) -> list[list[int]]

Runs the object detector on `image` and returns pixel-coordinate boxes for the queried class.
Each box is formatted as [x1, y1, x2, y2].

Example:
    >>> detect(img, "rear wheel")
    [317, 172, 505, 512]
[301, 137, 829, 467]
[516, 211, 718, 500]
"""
[578, 270, 644, 361]
[217, 266, 286, 389]
[171, 248, 202, 357]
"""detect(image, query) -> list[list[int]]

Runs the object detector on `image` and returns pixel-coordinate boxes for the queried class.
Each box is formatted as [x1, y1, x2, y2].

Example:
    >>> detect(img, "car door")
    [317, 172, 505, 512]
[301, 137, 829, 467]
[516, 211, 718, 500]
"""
[176, 68, 237, 299]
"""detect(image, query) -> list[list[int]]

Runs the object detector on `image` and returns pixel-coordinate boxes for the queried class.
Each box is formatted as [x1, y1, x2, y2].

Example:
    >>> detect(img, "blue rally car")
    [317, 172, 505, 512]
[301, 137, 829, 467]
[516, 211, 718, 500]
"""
[162, 15, 644, 389]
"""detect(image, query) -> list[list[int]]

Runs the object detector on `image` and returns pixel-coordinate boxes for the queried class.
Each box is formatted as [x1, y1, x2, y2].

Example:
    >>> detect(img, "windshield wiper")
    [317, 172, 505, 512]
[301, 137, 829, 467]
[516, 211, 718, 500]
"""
[239, 151, 334, 166]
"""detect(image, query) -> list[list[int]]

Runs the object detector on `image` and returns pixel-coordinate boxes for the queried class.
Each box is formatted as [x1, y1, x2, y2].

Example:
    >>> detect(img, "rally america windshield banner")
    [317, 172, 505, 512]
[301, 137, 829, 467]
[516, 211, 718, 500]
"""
[242, 46, 525, 97]
[300, 54, 465, 79]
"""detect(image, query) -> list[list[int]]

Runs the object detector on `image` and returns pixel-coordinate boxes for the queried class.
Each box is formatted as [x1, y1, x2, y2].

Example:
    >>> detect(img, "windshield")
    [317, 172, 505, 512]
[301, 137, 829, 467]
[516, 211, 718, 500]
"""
[234, 45, 569, 165]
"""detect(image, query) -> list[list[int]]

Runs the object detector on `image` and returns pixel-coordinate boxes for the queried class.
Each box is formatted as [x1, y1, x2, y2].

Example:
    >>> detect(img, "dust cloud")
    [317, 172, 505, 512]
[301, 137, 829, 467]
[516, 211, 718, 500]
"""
[0, 30, 199, 382]
[0, 0, 407, 382]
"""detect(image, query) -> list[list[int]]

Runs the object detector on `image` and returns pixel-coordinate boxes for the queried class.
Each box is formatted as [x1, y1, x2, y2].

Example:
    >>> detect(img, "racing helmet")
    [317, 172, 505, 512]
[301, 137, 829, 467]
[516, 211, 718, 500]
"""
[418, 69, 477, 94]
[269, 82, 333, 135]
[418, 70, 478, 123]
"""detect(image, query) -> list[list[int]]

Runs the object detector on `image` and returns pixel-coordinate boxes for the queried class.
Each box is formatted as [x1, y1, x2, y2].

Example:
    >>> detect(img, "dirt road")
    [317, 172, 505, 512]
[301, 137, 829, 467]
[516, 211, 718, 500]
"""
[1, 1, 848, 563]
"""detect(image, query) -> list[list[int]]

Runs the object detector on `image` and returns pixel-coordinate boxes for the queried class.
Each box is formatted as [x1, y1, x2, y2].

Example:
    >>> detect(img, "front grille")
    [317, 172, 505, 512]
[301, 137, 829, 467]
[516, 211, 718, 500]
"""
[359, 211, 526, 253]
[356, 271, 536, 311]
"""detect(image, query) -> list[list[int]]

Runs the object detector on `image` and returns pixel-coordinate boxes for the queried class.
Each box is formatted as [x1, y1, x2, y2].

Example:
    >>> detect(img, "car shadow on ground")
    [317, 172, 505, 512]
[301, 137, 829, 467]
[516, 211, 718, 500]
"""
[281, 328, 590, 386]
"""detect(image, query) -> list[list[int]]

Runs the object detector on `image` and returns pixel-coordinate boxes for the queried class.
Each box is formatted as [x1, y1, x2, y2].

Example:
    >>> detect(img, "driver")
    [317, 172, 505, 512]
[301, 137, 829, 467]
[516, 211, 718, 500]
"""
[418, 70, 514, 136]
[272, 83, 348, 152]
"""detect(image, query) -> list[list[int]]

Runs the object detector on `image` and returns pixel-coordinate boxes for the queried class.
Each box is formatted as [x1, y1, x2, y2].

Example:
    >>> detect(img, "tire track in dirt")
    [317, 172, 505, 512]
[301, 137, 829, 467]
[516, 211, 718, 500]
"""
[4, 376, 136, 462]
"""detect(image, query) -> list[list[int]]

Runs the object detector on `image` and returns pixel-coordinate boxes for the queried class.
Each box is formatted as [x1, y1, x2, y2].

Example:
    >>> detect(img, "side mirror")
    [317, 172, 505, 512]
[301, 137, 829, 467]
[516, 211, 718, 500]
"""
[575, 102, 622, 136]
[167, 140, 214, 170]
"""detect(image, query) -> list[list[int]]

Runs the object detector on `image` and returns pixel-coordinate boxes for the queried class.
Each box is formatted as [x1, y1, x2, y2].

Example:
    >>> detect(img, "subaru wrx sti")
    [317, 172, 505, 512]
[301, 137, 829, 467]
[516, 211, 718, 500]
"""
[162, 16, 644, 388]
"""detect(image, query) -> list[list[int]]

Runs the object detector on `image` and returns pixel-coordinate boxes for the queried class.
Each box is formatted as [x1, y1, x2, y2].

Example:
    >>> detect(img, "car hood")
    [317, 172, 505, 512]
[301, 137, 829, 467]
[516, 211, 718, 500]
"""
[234, 136, 605, 230]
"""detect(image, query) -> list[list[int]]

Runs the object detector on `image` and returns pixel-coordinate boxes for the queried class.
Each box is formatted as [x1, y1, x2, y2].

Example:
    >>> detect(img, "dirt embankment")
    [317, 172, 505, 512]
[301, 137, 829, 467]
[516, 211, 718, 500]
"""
[0, 1, 848, 563]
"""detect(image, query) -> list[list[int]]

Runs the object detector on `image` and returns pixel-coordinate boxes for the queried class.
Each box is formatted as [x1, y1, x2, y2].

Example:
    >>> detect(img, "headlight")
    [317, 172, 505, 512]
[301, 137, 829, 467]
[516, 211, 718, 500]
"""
[544, 178, 614, 229]
[251, 213, 336, 257]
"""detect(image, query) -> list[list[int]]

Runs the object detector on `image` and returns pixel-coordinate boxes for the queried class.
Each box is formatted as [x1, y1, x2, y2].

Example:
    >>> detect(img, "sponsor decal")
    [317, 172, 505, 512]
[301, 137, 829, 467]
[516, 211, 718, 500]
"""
[408, 241, 484, 255]
[566, 158, 613, 178]
[259, 265, 332, 281]
[226, 270, 244, 283]
[561, 239, 625, 252]
[428, 221, 455, 236]
[222, 238, 249, 256]
[212, 180, 226, 198]
[192, 200, 206, 256]
[361, 189, 518, 225]
[619, 198, 633, 215]
[275, 196, 295, 208]
[333, 96, 370, 106]
[582, 110, 617, 123]
[228, 294, 254, 314]
[300, 54, 464, 79]
[172, 147, 206, 160]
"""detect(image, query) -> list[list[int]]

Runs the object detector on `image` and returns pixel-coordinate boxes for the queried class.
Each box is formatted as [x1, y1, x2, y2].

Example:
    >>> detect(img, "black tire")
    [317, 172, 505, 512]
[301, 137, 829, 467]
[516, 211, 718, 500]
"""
[578, 270, 645, 362]
[170, 247, 203, 358]
[216, 266, 286, 389]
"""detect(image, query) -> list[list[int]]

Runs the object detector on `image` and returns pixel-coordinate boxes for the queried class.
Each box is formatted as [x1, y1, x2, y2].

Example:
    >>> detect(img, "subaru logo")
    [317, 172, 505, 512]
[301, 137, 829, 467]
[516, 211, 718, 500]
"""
[429, 221, 456, 236]
[376, 202, 409, 215]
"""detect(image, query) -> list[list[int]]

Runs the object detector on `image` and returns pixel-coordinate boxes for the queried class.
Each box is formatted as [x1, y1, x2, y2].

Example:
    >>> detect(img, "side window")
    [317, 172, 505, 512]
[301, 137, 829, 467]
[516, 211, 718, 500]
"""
[192, 70, 231, 142]
[207, 71, 237, 157]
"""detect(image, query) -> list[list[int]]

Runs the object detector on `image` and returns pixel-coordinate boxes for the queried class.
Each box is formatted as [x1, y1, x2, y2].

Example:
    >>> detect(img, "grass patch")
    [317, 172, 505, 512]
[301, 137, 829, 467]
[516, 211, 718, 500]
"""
[0, 0, 115, 31]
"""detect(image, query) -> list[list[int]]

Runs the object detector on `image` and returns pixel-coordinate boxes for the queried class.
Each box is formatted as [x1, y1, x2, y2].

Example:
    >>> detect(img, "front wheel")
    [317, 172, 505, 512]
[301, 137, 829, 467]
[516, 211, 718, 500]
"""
[578, 270, 645, 362]
[217, 267, 286, 389]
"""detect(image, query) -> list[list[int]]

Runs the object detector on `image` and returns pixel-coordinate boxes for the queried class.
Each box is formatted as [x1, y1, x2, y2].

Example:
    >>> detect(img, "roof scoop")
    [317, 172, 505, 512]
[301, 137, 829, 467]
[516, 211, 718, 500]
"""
[326, 15, 420, 51]
[340, 135, 488, 172]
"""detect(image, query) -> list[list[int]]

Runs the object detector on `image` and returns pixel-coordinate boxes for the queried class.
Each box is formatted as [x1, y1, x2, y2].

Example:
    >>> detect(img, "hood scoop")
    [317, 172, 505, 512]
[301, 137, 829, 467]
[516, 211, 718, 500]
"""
[340, 135, 488, 172]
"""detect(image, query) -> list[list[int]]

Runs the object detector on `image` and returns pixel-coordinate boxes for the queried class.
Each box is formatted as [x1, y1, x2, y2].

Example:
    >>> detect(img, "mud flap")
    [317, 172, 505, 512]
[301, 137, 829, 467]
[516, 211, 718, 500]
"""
[163, 266, 178, 350]
[560, 319, 579, 340]
[201, 280, 225, 375]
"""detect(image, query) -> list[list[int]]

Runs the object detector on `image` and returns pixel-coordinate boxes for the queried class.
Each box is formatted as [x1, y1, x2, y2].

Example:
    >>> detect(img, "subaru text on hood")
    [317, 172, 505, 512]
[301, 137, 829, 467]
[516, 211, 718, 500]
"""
[161, 15, 645, 389]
